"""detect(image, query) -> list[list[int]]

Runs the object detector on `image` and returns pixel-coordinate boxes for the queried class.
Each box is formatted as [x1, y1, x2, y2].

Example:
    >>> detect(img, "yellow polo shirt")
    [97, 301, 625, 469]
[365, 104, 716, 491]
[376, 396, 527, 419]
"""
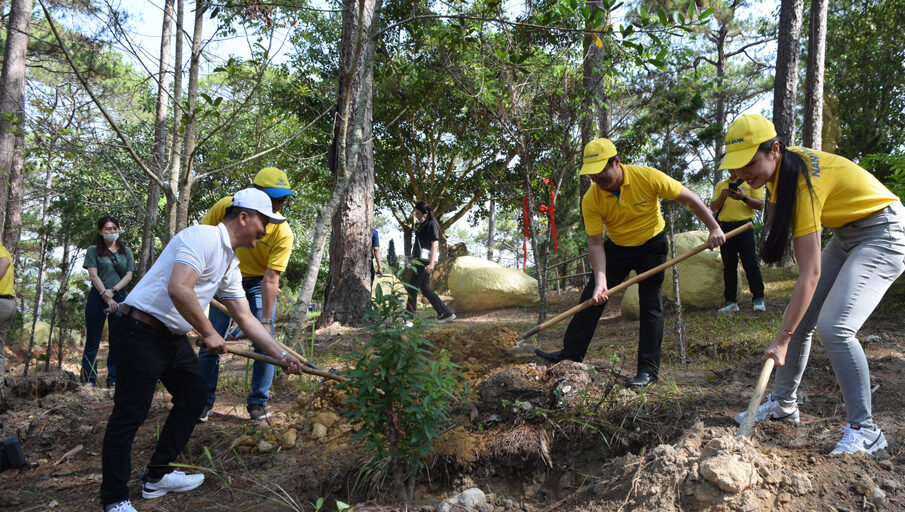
[201, 196, 294, 277]
[767, 147, 898, 238]
[0, 244, 13, 296]
[582, 164, 683, 246]
[711, 178, 765, 222]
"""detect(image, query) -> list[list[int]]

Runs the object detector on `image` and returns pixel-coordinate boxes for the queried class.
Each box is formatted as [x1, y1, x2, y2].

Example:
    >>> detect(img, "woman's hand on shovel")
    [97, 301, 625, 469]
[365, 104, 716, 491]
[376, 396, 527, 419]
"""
[763, 336, 790, 366]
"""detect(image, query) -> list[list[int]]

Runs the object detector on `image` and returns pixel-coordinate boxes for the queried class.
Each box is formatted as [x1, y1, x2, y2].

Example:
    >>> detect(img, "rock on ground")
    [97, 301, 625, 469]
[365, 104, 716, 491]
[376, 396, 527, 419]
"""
[449, 256, 539, 312]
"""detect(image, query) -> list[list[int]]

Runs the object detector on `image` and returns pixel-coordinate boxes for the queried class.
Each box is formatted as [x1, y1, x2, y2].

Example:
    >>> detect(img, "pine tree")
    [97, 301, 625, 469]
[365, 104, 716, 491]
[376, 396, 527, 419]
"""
[387, 239, 398, 272]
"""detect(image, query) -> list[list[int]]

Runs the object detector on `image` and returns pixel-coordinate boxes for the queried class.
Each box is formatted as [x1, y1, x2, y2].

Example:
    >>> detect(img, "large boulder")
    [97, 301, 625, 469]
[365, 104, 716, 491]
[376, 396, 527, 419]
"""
[621, 231, 742, 319]
[449, 256, 539, 312]
[433, 242, 469, 293]
[371, 273, 407, 300]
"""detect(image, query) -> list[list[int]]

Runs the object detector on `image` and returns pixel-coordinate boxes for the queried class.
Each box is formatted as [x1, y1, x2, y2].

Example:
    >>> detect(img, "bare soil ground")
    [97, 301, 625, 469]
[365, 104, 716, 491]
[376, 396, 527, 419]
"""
[2, 267, 905, 511]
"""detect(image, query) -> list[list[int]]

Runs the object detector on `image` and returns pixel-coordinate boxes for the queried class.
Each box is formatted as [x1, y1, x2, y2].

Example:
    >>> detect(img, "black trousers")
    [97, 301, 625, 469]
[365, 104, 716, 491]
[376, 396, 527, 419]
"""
[100, 314, 207, 505]
[406, 260, 452, 318]
[719, 220, 764, 303]
[562, 230, 668, 376]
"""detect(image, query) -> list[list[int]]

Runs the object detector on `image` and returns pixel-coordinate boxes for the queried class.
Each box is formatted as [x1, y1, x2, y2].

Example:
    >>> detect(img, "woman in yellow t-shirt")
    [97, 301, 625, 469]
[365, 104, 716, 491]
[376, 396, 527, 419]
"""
[723, 115, 905, 455]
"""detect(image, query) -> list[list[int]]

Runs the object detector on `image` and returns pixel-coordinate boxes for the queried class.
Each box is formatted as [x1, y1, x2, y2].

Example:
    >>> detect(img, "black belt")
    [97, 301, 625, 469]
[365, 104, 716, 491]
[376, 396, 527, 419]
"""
[0, 294, 14, 300]
[119, 304, 181, 339]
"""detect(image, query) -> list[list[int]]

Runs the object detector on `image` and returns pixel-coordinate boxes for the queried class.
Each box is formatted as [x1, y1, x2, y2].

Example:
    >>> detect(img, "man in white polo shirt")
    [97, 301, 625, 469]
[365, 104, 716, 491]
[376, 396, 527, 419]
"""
[99, 189, 304, 512]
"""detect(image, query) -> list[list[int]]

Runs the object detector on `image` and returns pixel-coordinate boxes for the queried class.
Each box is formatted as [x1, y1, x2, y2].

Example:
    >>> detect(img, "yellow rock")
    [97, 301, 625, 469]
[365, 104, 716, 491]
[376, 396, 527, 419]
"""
[281, 429, 297, 450]
[309, 411, 341, 428]
[311, 423, 327, 440]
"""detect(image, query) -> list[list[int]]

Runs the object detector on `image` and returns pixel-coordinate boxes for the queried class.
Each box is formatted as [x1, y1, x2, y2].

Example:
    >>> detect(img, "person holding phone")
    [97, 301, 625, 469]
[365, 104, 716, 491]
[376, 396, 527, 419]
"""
[710, 171, 766, 312]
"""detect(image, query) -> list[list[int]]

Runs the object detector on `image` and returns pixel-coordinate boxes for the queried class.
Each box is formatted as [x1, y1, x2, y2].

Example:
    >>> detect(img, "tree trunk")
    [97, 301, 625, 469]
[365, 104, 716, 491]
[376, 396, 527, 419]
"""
[174, 0, 204, 233]
[24, 160, 53, 376]
[402, 224, 412, 262]
[165, 0, 185, 241]
[487, 197, 495, 260]
[319, 129, 375, 326]
[773, 0, 804, 144]
[289, 0, 383, 335]
[0, 0, 33, 258]
[802, 0, 826, 150]
[668, 207, 686, 364]
[713, 19, 729, 186]
[580, 1, 610, 202]
[139, 0, 175, 274]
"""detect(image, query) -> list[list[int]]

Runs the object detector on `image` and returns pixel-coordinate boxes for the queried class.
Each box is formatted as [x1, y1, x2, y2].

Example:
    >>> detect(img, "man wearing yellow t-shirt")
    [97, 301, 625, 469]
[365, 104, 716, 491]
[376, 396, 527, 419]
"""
[0, 244, 15, 393]
[710, 171, 766, 312]
[198, 167, 295, 421]
[535, 138, 726, 387]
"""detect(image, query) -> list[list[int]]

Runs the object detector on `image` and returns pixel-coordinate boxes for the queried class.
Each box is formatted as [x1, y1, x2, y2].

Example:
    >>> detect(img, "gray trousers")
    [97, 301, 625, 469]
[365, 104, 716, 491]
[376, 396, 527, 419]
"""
[774, 202, 905, 428]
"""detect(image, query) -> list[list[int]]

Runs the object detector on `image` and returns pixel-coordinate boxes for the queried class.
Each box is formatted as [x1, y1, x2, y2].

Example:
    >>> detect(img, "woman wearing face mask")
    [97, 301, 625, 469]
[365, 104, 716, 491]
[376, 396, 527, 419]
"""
[81, 216, 135, 387]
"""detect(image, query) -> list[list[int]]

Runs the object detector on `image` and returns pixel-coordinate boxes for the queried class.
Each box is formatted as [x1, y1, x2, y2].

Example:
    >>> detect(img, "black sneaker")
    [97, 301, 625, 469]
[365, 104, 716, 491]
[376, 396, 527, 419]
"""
[198, 403, 213, 423]
[247, 404, 271, 420]
[626, 372, 657, 388]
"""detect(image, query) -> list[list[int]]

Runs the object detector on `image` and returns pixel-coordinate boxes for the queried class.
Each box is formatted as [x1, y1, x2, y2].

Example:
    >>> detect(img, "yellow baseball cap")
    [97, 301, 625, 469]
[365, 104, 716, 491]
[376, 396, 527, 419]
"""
[578, 138, 618, 176]
[253, 167, 295, 198]
[719, 115, 777, 170]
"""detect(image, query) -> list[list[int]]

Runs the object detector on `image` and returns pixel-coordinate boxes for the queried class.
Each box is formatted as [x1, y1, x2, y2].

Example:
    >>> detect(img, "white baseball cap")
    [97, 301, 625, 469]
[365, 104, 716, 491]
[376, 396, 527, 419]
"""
[231, 188, 287, 224]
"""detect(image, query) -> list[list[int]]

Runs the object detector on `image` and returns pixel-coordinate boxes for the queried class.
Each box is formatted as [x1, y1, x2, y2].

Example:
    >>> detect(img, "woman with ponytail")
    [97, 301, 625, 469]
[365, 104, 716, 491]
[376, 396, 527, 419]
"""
[81, 216, 135, 387]
[726, 115, 905, 455]
[407, 201, 455, 322]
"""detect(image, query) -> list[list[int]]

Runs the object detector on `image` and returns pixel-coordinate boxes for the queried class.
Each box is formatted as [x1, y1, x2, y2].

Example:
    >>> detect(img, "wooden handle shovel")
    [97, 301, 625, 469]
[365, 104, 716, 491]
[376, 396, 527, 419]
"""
[518, 222, 753, 340]
[193, 338, 349, 383]
[738, 358, 775, 438]
[210, 298, 324, 371]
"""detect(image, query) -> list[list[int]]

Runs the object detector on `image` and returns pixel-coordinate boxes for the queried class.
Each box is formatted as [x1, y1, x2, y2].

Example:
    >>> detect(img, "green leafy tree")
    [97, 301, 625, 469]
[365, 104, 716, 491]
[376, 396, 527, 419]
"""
[825, 0, 905, 177]
[342, 283, 463, 505]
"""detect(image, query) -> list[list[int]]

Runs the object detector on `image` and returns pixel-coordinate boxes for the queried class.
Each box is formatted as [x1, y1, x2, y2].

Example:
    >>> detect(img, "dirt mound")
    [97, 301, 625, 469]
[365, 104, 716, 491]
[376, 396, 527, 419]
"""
[424, 326, 521, 380]
[433, 426, 486, 466]
[557, 423, 896, 511]
[11, 369, 79, 399]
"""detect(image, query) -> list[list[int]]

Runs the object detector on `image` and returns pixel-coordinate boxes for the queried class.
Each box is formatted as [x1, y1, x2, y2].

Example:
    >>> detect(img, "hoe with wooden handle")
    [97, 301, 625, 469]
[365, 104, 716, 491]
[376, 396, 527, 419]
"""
[518, 222, 753, 341]
[192, 338, 349, 383]
[209, 298, 324, 372]
[738, 358, 775, 438]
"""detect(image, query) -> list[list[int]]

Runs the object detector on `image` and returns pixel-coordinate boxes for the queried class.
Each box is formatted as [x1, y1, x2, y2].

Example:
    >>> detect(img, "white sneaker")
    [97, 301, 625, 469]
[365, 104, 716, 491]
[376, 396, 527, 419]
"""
[831, 424, 888, 455]
[105, 501, 138, 512]
[438, 313, 456, 323]
[142, 470, 205, 499]
[734, 393, 800, 424]
[753, 298, 766, 312]
[718, 302, 740, 312]
[404, 321, 414, 328]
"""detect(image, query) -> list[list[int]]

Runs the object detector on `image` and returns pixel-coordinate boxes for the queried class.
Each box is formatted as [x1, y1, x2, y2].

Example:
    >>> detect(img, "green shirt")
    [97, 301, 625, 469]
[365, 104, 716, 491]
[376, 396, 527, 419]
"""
[84, 245, 136, 289]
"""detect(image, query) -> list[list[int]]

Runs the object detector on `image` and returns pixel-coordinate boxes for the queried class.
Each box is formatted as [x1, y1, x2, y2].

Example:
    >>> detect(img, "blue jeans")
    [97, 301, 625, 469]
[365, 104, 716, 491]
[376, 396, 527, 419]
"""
[198, 277, 276, 406]
[82, 288, 127, 386]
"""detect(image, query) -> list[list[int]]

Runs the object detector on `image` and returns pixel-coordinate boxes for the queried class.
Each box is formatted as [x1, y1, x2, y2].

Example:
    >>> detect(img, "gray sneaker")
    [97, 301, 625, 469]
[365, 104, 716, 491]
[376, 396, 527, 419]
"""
[734, 393, 800, 425]
[718, 302, 740, 313]
[831, 424, 888, 455]
[753, 298, 766, 312]
[198, 403, 213, 423]
[247, 404, 271, 420]
[141, 470, 204, 499]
